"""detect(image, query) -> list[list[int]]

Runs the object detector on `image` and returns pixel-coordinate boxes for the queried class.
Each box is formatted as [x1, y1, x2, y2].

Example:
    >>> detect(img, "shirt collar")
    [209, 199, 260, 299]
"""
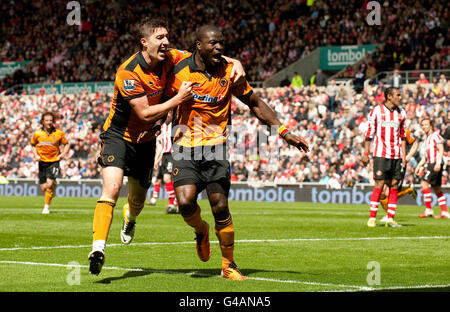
[137, 51, 151, 70]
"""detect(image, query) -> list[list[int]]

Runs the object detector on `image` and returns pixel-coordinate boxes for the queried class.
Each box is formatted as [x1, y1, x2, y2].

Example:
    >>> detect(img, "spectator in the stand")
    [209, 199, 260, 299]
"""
[325, 80, 338, 113]
[418, 73, 430, 85]
[311, 69, 327, 87]
[389, 70, 403, 89]
[234, 162, 249, 181]
[291, 72, 304, 88]
[353, 67, 365, 93]
[438, 74, 448, 92]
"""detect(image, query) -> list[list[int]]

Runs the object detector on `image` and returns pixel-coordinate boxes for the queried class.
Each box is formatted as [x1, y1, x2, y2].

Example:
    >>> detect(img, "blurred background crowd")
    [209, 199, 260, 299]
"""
[0, 0, 449, 187]
[1, 0, 448, 91]
[1, 76, 448, 187]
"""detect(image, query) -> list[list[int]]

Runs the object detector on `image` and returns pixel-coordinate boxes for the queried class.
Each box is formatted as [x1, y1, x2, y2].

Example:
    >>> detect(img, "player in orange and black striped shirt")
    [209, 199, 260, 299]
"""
[164, 25, 309, 281]
[89, 17, 195, 275]
[89, 18, 246, 276]
[31, 112, 70, 214]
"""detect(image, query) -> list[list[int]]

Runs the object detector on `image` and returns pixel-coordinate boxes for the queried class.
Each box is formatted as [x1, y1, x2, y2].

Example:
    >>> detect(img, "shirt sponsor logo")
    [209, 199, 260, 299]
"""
[123, 79, 136, 91]
[381, 120, 399, 128]
[193, 92, 224, 103]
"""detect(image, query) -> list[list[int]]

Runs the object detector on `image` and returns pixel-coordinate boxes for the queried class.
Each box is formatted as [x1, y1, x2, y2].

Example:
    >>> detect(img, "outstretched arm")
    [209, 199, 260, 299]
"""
[240, 92, 309, 153]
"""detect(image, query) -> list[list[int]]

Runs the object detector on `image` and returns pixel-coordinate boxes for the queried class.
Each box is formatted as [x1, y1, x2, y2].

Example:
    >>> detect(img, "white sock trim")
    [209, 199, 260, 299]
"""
[92, 240, 106, 252]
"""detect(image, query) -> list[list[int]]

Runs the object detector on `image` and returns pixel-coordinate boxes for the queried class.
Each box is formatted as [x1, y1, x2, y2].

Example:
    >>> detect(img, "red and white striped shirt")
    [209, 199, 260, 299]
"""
[158, 122, 173, 154]
[365, 104, 406, 159]
[424, 130, 444, 164]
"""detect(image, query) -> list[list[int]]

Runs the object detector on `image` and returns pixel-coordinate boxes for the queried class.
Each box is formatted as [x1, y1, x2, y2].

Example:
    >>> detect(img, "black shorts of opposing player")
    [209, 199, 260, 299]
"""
[373, 157, 404, 181]
[38, 161, 60, 184]
[423, 163, 443, 187]
[98, 130, 156, 189]
[171, 144, 230, 196]
[157, 153, 174, 179]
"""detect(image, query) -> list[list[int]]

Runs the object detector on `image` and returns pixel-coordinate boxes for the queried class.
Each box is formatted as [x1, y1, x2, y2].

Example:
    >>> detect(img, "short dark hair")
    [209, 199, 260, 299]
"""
[195, 24, 221, 42]
[384, 86, 398, 100]
[40, 111, 55, 124]
[137, 17, 168, 38]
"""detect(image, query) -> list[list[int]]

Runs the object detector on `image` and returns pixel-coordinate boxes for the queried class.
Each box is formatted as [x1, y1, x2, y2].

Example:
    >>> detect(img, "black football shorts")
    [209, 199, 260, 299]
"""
[38, 161, 60, 184]
[171, 144, 230, 196]
[98, 130, 156, 188]
[423, 163, 443, 187]
[157, 153, 174, 179]
[373, 157, 404, 181]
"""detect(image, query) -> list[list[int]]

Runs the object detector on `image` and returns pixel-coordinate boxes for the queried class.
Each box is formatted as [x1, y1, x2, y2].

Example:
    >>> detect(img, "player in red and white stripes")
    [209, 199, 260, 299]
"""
[415, 118, 448, 219]
[147, 119, 178, 214]
[362, 87, 407, 228]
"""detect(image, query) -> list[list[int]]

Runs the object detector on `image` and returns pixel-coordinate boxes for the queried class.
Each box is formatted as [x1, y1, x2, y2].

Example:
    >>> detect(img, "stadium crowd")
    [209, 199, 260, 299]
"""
[1, 75, 449, 187]
[1, 0, 449, 92]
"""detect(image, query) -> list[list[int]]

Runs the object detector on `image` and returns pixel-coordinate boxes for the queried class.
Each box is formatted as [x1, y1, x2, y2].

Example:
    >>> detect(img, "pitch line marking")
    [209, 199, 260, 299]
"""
[1, 236, 450, 252]
[0, 260, 364, 290]
[1, 260, 450, 292]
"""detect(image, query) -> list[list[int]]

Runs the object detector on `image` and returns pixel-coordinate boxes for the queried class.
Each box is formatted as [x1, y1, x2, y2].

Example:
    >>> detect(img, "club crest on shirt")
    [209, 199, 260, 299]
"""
[123, 79, 136, 91]
[219, 78, 228, 88]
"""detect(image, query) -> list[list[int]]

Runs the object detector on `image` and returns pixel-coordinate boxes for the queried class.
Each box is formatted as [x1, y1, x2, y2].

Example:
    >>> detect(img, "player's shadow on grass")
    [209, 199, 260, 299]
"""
[94, 267, 303, 284]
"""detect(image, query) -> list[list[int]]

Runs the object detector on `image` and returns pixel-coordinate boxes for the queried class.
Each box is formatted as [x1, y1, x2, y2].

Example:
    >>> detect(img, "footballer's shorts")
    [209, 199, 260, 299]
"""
[157, 153, 174, 179]
[423, 163, 443, 187]
[171, 144, 230, 196]
[38, 161, 60, 184]
[98, 130, 156, 189]
[373, 157, 404, 181]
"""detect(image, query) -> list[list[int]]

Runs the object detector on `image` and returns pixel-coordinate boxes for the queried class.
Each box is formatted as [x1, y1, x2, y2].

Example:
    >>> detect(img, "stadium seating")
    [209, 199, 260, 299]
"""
[1, 77, 448, 186]
[1, 0, 448, 92]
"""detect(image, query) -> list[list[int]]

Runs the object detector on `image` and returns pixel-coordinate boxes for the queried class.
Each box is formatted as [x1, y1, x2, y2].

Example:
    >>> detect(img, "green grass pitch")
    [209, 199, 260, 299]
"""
[0, 195, 449, 292]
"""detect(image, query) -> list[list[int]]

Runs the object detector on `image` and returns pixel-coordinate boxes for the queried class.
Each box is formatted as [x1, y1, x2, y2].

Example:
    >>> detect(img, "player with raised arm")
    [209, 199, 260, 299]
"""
[31, 112, 70, 214]
[164, 25, 309, 280]
[362, 87, 407, 228]
[88, 18, 246, 275]
[415, 118, 448, 219]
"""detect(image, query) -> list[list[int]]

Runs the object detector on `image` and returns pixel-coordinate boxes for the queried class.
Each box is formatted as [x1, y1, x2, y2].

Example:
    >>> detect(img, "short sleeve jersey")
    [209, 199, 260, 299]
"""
[165, 51, 253, 147]
[31, 129, 68, 162]
[103, 49, 187, 143]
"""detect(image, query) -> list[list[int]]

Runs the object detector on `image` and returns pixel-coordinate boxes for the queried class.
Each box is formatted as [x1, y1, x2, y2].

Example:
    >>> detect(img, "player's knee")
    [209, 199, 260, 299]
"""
[212, 203, 230, 222]
[177, 198, 197, 217]
[103, 182, 122, 198]
[211, 197, 229, 215]
[128, 193, 145, 208]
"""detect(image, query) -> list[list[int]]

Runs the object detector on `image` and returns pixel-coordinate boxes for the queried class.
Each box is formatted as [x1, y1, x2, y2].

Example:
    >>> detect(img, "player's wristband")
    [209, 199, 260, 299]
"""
[278, 125, 290, 138]
[364, 152, 369, 156]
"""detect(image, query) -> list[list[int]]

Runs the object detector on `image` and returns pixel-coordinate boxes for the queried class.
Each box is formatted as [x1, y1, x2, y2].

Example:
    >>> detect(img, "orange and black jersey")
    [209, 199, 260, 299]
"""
[31, 128, 68, 162]
[405, 128, 416, 154]
[165, 51, 253, 147]
[103, 49, 187, 143]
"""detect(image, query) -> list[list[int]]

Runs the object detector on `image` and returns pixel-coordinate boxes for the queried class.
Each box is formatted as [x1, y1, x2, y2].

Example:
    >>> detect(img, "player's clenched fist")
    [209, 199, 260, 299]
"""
[176, 81, 194, 103]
